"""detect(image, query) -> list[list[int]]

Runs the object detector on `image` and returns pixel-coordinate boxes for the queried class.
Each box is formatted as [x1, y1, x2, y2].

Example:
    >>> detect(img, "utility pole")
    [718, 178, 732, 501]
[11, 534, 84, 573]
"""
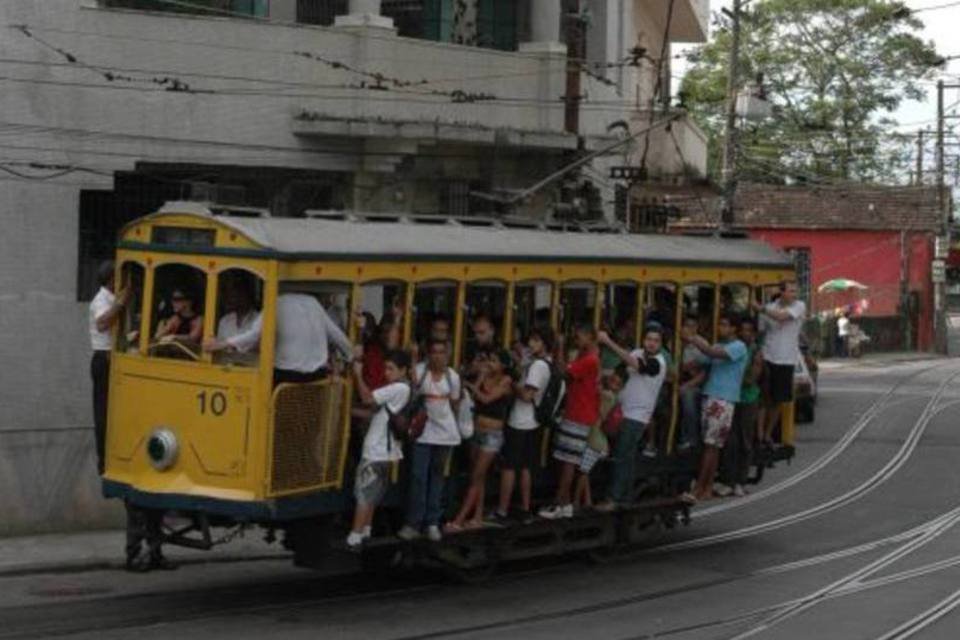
[719, 0, 744, 230]
[915, 129, 924, 186]
[935, 80, 948, 354]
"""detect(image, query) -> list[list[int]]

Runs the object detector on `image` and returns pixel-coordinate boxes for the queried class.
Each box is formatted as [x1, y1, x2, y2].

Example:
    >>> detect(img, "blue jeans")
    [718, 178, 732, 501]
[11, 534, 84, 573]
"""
[406, 443, 451, 530]
[679, 386, 702, 448]
[609, 419, 647, 504]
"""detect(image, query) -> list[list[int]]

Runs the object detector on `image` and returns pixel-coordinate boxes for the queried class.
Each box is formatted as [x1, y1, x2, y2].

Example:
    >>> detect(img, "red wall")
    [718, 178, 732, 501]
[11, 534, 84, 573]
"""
[747, 229, 935, 350]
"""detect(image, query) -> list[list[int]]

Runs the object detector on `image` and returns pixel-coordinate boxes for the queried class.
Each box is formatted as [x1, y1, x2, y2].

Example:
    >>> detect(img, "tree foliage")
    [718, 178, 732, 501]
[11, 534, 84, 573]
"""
[680, 0, 942, 184]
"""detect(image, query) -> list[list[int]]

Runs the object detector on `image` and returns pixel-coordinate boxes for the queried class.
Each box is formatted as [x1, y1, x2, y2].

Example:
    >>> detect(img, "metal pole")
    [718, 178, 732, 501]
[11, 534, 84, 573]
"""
[916, 129, 924, 186]
[935, 80, 947, 354]
[719, 0, 743, 230]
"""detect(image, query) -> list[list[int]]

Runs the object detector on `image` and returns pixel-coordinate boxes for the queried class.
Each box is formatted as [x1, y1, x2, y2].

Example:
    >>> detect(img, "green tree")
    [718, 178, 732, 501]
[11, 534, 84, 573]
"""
[680, 0, 942, 184]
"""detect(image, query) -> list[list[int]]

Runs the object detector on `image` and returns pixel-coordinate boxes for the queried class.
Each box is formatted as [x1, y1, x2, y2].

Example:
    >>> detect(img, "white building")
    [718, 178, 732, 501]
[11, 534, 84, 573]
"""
[0, 0, 707, 533]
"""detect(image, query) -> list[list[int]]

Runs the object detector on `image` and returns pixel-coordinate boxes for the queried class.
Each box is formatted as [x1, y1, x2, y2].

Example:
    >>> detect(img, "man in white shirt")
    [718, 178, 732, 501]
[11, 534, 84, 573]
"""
[836, 311, 851, 358]
[215, 278, 261, 353]
[753, 281, 807, 445]
[204, 291, 355, 385]
[88, 261, 129, 475]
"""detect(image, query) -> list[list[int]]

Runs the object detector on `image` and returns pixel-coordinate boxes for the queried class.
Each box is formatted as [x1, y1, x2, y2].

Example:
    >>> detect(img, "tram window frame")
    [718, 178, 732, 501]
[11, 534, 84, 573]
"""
[115, 261, 145, 354]
[461, 279, 508, 366]
[410, 279, 459, 355]
[721, 283, 753, 318]
[559, 280, 598, 341]
[357, 280, 407, 365]
[682, 282, 718, 342]
[602, 280, 640, 343]
[512, 280, 554, 345]
[147, 263, 209, 362]
[211, 268, 265, 367]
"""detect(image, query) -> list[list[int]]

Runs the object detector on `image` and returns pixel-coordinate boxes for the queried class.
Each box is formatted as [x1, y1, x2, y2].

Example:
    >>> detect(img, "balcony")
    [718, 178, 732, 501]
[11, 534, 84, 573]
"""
[640, 0, 708, 44]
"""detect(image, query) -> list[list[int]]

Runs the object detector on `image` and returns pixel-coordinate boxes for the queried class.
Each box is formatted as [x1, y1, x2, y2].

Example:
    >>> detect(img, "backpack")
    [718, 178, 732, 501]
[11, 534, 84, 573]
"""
[386, 367, 455, 443]
[533, 358, 566, 429]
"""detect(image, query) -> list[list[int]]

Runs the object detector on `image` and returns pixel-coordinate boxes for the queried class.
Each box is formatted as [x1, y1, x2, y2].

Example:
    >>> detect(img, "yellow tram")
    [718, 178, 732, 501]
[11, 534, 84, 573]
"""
[104, 202, 796, 551]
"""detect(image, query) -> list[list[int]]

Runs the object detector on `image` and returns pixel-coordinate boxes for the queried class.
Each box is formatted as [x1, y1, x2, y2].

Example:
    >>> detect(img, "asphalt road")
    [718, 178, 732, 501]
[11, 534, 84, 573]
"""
[3, 359, 960, 640]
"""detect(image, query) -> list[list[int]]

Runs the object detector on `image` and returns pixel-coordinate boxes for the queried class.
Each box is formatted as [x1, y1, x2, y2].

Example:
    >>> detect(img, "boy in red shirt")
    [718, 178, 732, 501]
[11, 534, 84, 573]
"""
[539, 324, 600, 519]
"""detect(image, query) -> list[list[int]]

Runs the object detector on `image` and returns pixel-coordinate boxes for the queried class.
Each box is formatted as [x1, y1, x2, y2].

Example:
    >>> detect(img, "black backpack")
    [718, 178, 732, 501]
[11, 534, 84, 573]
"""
[533, 358, 566, 429]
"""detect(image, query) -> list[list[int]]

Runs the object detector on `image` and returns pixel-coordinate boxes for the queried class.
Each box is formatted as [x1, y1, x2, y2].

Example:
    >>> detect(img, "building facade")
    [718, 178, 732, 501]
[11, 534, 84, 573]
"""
[670, 183, 944, 353]
[0, 0, 707, 533]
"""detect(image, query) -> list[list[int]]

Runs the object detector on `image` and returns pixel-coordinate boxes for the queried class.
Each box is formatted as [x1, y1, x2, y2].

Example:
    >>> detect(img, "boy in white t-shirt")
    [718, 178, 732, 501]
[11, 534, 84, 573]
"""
[347, 350, 412, 549]
[496, 326, 555, 522]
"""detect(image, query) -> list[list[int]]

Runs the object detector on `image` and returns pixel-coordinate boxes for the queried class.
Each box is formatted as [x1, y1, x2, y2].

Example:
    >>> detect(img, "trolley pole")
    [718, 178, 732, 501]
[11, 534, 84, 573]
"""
[915, 129, 924, 186]
[719, 0, 744, 231]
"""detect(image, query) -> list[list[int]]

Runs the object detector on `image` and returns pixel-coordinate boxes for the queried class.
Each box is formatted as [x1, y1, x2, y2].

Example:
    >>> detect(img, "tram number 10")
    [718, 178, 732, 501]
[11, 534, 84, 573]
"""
[197, 391, 228, 417]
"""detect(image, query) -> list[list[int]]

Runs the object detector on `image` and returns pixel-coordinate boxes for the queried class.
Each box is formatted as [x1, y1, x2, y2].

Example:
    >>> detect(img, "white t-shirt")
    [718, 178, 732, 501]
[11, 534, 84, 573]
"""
[218, 310, 261, 353]
[508, 358, 552, 431]
[413, 363, 462, 446]
[837, 316, 851, 337]
[762, 300, 807, 365]
[89, 286, 115, 351]
[363, 382, 409, 463]
[620, 351, 667, 424]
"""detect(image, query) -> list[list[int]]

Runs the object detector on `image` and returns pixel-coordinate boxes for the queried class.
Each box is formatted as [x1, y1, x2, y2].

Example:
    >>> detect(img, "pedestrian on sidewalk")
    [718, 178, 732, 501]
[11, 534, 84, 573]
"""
[88, 260, 174, 573]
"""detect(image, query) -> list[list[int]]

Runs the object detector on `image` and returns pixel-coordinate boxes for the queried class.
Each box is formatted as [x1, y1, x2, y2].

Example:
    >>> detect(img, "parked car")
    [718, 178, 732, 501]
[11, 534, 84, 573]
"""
[794, 342, 819, 423]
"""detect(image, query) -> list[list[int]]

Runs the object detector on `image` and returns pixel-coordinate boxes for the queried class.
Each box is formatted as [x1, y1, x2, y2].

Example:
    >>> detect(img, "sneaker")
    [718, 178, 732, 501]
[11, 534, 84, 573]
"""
[361, 525, 372, 540]
[518, 510, 537, 525]
[148, 554, 178, 571]
[396, 525, 421, 541]
[713, 482, 733, 498]
[677, 441, 693, 452]
[642, 444, 658, 459]
[733, 484, 746, 498]
[486, 510, 510, 526]
[124, 553, 151, 573]
[538, 504, 574, 520]
[595, 500, 618, 513]
[346, 531, 365, 550]
[426, 525, 442, 542]
[679, 492, 698, 505]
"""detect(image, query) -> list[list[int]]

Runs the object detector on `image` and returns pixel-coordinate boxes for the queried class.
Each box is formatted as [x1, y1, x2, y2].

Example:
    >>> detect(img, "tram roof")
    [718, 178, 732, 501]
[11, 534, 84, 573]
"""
[144, 203, 794, 269]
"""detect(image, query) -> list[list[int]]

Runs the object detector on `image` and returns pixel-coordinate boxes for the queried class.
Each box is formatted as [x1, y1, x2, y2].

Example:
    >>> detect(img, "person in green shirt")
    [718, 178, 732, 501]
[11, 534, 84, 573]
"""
[716, 317, 764, 498]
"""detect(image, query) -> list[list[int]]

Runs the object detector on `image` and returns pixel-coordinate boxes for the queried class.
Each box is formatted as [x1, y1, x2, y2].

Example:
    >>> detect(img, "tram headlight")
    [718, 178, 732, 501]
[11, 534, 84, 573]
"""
[146, 428, 179, 471]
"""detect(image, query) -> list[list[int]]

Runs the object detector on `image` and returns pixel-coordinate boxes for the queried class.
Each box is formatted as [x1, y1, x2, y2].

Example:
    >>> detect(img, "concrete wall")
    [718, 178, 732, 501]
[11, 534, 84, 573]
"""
[0, 0, 707, 534]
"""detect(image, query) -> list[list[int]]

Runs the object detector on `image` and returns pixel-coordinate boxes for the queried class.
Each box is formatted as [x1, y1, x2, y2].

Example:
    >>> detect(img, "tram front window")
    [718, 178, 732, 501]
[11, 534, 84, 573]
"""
[149, 264, 207, 361]
[116, 262, 144, 354]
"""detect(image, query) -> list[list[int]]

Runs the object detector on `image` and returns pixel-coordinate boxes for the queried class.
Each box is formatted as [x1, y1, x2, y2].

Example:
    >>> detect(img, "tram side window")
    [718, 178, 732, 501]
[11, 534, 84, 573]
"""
[513, 281, 553, 356]
[462, 281, 507, 365]
[601, 282, 639, 372]
[149, 264, 207, 361]
[116, 262, 145, 354]
[721, 284, 752, 319]
[212, 269, 264, 367]
[644, 282, 678, 355]
[357, 281, 407, 388]
[683, 283, 716, 341]
[411, 280, 458, 355]
[559, 281, 597, 345]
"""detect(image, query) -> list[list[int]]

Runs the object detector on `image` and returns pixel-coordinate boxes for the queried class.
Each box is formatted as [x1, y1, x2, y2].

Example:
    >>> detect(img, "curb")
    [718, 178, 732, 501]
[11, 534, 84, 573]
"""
[0, 552, 291, 579]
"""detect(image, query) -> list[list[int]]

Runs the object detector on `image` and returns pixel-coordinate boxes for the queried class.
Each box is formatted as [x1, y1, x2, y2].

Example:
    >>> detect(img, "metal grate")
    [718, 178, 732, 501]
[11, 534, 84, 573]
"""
[269, 379, 346, 495]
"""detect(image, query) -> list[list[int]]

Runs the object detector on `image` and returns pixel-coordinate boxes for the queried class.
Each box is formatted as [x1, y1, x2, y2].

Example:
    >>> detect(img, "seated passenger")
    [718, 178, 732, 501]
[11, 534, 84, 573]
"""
[596, 326, 667, 511]
[496, 326, 555, 523]
[539, 324, 601, 520]
[447, 348, 514, 532]
[215, 279, 261, 354]
[346, 350, 411, 550]
[155, 288, 203, 343]
[680, 314, 749, 504]
[203, 292, 355, 385]
[398, 339, 461, 542]
[676, 315, 710, 453]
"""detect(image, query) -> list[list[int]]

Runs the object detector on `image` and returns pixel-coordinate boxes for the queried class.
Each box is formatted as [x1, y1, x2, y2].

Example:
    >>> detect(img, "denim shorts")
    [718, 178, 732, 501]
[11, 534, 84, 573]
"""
[473, 428, 505, 453]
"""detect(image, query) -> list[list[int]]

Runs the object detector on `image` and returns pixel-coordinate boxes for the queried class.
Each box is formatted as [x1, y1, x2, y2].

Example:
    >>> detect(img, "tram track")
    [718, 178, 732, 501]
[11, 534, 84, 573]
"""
[652, 367, 960, 553]
[694, 361, 947, 520]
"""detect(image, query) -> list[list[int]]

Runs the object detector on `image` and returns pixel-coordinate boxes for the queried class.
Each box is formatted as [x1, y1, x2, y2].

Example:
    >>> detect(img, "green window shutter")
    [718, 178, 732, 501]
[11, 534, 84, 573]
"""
[477, 0, 517, 51]
[422, 0, 454, 42]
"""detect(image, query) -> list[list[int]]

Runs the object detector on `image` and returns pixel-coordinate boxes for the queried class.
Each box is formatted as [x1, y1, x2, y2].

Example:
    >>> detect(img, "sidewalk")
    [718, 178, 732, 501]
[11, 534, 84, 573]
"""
[0, 527, 290, 577]
[818, 351, 949, 371]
